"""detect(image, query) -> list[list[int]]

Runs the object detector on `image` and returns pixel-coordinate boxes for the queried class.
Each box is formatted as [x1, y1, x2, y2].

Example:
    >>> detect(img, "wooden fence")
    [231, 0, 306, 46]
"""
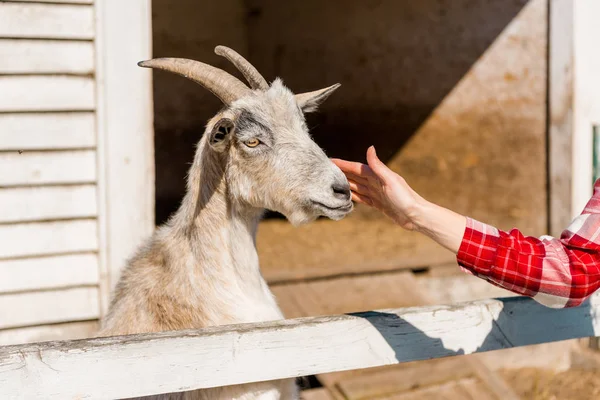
[0, 293, 598, 399]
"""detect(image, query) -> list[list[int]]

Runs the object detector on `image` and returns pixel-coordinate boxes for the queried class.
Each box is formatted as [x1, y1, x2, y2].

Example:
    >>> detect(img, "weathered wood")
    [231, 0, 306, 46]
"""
[380, 378, 496, 400]
[0, 294, 598, 399]
[0, 321, 98, 347]
[0, 219, 98, 259]
[259, 219, 455, 283]
[95, 0, 155, 315]
[0, 185, 97, 223]
[0, 39, 94, 74]
[548, 0, 575, 236]
[0, 3, 94, 40]
[0, 253, 98, 293]
[572, 0, 600, 211]
[335, 357, 475, 399]
[11, 0, 93, 3]
[301, 388, 338, 400]
[0, 76, 95, 112]
[0, 150, 96, 186]
[0, 113, 96, 151]
[272, 271, 518, 400]
[0, 287, 99, 330]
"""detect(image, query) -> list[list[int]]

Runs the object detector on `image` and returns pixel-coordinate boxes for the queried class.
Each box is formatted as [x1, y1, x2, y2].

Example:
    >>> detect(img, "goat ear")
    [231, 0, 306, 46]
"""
[295, 83, 341, 113]
[209, 118, 234, 151]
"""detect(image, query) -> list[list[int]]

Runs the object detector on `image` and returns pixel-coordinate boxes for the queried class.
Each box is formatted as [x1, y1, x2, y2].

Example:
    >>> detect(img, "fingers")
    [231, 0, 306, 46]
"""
[366, 146, 393, 180]
[331, 158, 375, 181]
[348, 180, 370, 196]
[351, 192, 373, 206]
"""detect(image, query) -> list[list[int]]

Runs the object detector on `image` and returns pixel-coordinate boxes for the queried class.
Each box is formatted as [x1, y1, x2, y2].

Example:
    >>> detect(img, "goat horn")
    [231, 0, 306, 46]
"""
[215, 46, 269, 91]
[138, 58, 251, 105]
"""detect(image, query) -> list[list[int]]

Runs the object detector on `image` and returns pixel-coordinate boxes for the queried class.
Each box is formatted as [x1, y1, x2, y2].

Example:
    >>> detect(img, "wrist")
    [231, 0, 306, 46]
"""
[407, 198, 467, 254]
[405, 196, 434, 232]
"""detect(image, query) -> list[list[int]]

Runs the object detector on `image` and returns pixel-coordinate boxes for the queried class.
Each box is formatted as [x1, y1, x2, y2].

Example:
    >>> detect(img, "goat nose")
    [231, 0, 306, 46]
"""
[332, 182, 351, 200]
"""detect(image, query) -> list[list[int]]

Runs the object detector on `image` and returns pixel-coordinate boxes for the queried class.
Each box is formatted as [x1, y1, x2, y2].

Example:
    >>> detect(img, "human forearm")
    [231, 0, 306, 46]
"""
[409, 198, 467, 254]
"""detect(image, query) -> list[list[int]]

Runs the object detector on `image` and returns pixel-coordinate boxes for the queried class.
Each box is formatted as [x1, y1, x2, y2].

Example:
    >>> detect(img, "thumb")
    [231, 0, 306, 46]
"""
[366, 146, 392, 179]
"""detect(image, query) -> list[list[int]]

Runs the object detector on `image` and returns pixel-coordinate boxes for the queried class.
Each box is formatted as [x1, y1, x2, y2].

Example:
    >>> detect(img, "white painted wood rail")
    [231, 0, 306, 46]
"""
[0, 294, 598, 399]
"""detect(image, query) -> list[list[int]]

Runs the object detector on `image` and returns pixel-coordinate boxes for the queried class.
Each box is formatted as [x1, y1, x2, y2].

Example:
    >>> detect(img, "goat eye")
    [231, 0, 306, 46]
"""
[244, 138, 260, 148]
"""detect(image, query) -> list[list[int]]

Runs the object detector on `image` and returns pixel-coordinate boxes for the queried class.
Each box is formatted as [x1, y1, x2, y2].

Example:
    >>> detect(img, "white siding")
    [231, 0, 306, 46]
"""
[0, 220, 99, 259]
[0, 287, 99, 329]
[0, 113, 96, 151]
[0, 254, 99, 293]
[0, 185, 97, 223]
[0, 76, 95, 112]
[0, 1, 102, 343]
[0, 3, 94, 40]
[0, 150, 96, 186]
[0, 40, 94, 74]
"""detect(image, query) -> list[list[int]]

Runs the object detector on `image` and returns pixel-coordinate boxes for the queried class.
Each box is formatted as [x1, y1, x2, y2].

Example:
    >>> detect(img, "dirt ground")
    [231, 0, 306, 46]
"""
[500, 368, 600, 400]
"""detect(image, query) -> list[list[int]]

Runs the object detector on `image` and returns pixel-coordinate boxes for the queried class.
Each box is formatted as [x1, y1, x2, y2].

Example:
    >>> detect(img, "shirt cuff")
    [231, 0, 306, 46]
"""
[456, 217, 501, 278]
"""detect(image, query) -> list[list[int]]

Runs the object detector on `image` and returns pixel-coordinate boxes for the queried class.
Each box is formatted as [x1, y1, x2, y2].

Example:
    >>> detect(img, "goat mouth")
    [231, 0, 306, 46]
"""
[311, 201, 353, 213]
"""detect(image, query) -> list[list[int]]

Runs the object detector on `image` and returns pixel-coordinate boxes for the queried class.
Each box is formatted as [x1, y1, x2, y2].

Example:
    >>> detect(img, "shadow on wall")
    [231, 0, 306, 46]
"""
[152, 0, 529, 224]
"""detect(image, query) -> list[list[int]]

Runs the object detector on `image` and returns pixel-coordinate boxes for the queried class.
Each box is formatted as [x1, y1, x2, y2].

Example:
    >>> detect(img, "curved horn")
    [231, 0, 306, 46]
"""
[138, 58, 251, 105]
[215, 45, 269, 91]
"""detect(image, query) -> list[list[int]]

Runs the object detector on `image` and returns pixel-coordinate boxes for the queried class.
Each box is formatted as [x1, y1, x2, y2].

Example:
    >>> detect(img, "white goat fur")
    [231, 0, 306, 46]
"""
[98, 50, 352, 400]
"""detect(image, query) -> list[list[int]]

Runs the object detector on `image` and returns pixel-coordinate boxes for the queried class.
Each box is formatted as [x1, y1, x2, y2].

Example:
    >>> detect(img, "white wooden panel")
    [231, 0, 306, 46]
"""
[0, 321, 98, 347]
[0, 253, 98, 293]
[0, 113, 96, 151]
[549, 0, 574, 236]
[0, 287, 99, 329]
[0, 150, 96, 186]
[0, 220, 98, 259]
[0, 40, 94, 74]
[0, 3, 93, 40]
[96, 0, 155, 314]
[13, 1, 93, 4]
[573, 0, 600, 213]
[0, 76, 95, 112]
[0, 294, 599, 399]
[0, 185, 97, 223]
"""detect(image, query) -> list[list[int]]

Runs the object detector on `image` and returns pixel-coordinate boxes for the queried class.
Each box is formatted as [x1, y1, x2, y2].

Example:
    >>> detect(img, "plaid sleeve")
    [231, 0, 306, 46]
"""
[457, 180, 600, 308]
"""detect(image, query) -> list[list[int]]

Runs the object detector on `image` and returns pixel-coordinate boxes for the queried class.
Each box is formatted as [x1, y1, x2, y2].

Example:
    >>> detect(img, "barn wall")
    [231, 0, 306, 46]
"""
[0, 1, 99, 344]
[246, 0, 547, 235]
[152, 0, 247, 223]
[151, 0, 548, 275]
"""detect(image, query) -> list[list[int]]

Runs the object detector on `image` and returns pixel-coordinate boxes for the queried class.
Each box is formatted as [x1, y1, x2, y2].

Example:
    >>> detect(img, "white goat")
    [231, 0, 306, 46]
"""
[98, 45, 352, 399]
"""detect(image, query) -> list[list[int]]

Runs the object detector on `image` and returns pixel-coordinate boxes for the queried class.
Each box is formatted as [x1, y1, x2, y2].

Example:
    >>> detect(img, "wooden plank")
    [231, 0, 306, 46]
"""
[380, 378, 496, 400]
[0, 294, 599, 399]
[0, 113, 96, 151]
[0, 253, 98, 293]
[0, 321, 98, 347]
[301, 388, 337, 400]
[95, 0, 154, 315]
[336, 357, 475, 399]
[0, 76, 95, 112]
[272, 272, 518, 400]
[0, 219, 98, 259]
[10, 1, 93, 4]
[0, 287, 99, 329]
[0, 185, 97, 223]
[0, 40, 94, 74]
[0, 150, 96, 186]
[548, 0, 575, 236]
[0, 3, 94, 40]
[259, 218, 455, 283]
[572, 0, 600, 215]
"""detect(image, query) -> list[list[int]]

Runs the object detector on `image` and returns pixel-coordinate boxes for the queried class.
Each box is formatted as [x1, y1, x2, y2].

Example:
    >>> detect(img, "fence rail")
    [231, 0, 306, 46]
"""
[0, 294, 598, 399]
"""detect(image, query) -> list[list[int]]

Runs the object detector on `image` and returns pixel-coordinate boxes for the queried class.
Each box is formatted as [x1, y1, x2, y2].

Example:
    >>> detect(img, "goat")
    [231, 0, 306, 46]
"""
[98, 45, 352, 399]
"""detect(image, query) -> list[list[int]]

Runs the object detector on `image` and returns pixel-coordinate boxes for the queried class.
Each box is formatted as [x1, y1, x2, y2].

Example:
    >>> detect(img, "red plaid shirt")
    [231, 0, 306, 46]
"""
[457, 179, 600, 308]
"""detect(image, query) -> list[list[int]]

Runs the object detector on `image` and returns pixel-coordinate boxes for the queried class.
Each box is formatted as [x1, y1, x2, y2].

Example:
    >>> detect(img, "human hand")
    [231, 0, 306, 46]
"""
[331, 146, 425, 231]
